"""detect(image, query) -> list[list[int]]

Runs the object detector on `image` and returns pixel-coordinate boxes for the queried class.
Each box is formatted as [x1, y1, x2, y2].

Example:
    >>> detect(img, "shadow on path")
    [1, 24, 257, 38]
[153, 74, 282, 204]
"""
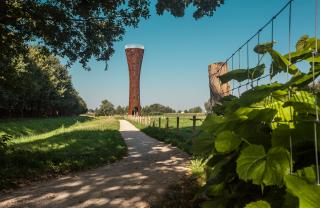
[0, 120, 190, 208]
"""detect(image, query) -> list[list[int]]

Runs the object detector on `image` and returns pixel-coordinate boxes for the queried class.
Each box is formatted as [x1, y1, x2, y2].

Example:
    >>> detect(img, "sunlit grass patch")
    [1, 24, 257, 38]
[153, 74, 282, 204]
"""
[0, 116, 126, 190]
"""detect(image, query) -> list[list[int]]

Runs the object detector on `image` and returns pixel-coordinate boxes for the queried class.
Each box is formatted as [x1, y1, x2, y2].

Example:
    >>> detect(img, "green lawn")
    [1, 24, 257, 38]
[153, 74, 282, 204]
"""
[0, 116, 127, 190]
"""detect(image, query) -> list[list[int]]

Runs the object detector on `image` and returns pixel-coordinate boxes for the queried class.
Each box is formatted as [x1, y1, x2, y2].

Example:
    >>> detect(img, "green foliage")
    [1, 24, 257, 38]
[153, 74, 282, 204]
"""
[194, 35, 320, 207]
[284, 174, 320, 208]
[95, 99, 115, 116]
[142, 103, 175, 115]
[188, 106, 203, 113]
[245, 200, 271, 208]
[237, 145, 290, 186]
[215, 131, 241, 153]
[219, 64, 265, 84]
[0, 47, 87, 118]
[0, 134, 12, 152]
[156, 0, 224, 19]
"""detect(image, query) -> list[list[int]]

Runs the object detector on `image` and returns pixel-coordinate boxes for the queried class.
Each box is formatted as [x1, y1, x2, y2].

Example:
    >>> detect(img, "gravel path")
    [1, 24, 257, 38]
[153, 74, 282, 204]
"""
[0, 120, 190, 208]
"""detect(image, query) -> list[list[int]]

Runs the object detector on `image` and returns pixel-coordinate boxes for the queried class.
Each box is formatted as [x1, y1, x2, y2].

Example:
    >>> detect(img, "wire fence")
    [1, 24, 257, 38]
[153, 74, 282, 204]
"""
[126, 114, 205, 132]
[212, 0, 319, 185]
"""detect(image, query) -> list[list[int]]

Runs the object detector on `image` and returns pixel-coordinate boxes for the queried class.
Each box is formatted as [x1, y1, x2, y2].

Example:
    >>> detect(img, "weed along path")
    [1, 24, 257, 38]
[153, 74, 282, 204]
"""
[0, 120, 190, 208]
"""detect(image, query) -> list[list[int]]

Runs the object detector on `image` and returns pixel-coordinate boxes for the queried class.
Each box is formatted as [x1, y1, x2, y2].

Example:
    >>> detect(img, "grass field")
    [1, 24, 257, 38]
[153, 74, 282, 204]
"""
[0, 116, 127, 190]
[128, 114, 205, 154]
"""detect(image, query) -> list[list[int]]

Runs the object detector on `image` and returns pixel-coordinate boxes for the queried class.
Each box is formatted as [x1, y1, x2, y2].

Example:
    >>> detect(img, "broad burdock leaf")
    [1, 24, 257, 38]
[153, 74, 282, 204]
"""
[214, 131, 241, 153]
[296, 166, 317, 184]
[238, 83, 283, 106]
[283, 90, 316, 115]
[236, 145, 290, 186]
[284, 174, 320, 208]
[219, 64, 265, 84]
[254, 42, 275, 54]
[245, 200, 271, 208]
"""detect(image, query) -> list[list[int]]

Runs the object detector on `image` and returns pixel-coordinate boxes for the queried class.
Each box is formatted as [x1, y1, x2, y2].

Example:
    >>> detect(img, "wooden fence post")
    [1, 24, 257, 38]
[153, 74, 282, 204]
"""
[166, 117, 169, 129]
[159, 117, 161, 128]
[177, 116, 180, 132]
[193, 115, 196, 133]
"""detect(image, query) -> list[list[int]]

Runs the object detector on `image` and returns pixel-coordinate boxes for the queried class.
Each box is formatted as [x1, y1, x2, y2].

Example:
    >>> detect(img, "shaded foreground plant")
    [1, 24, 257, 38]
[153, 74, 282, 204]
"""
[193, 35, 320, 207]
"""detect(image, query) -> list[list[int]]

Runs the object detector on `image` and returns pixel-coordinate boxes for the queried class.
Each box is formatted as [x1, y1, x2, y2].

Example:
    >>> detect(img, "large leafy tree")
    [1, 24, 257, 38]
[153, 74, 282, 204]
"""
[95, 99, 115, 116]
[0, 0, 224, 69]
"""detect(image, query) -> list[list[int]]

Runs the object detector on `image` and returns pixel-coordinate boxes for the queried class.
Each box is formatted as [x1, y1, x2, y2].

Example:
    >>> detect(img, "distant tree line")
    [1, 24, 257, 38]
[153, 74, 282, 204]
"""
[94, 100, 204, 116]
[0, 47, 87, 118]
[142, 104, 175, 115]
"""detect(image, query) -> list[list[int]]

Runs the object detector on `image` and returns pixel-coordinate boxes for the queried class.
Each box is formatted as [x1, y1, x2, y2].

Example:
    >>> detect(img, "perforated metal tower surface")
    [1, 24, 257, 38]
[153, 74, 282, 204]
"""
[125, 45, 144, 116]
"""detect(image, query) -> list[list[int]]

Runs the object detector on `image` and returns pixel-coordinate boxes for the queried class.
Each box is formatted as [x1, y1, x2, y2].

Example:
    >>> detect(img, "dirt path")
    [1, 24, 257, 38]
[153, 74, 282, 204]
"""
[0, 120, 190, 208]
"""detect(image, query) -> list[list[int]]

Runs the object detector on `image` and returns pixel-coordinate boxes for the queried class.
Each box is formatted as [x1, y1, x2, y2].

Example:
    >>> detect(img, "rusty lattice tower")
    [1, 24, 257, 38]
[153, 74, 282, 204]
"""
[208, 62, 230, 106]
[125, 44, 144, 116]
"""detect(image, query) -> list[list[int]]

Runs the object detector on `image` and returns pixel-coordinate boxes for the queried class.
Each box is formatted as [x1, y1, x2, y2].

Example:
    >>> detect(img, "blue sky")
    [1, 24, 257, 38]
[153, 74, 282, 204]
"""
[67, 0, 318, 111]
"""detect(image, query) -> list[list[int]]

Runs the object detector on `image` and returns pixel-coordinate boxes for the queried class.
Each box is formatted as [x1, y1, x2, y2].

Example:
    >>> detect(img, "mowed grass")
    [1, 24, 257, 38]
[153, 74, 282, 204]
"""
[0, 116, 92, 138]
[0, 116, 127, 190]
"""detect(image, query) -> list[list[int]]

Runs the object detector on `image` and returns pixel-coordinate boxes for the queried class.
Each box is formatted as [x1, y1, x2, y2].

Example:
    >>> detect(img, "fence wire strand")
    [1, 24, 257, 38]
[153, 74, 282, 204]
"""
[313, 0, 320, 185]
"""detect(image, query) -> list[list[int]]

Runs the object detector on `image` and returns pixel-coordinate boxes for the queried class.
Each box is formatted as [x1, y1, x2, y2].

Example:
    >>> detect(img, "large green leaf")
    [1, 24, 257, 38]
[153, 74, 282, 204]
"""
[283, 90, 317, 115]
[284, 174, 320, 208]
[245, 200, 271, 208]
[215, 131, 241, 153]
[236, 145, 290, 186]
[285, 65, 320, 88]
[269, 49, 299, 77]
[201, 199, 226, 208]
[287, 36, 320, 64]
[285, 49, 313, 64]
[238, 83, 283, 106]
[219, 64, 265, 84]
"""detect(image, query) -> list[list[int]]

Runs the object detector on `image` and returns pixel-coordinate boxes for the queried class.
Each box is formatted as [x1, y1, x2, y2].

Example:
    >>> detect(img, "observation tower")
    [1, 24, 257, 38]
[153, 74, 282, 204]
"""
[125, 44, 144, 116]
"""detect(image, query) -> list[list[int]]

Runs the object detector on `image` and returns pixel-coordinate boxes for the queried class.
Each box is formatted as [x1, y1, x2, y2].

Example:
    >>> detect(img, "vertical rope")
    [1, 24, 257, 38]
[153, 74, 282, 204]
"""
[232, 55, 234, 96]
[257, 32, 261, 86]
[287, 1, 293, 174]
[257, 32, 261, 64]
[313, 0, 320, 185]
[238, 49, 241, 97]
[246, 43, 250, 89]
[270, 19, 274, 84]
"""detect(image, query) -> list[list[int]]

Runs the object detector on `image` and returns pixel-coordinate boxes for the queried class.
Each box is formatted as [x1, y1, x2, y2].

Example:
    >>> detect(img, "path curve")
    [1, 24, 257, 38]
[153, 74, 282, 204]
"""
[0, 120, 190, 208]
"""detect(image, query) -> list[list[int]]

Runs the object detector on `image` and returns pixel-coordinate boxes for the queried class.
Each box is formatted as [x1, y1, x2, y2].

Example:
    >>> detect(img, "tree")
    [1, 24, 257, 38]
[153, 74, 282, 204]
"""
[0, 46, 87, 118]
[156, 0, 225, 20]
[142, 103, 175, 115]
[114, 105, 126, 115]
[95, 100, 115, 116]
[1, 0, 224, 69]
[188, 106, 202, 113]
